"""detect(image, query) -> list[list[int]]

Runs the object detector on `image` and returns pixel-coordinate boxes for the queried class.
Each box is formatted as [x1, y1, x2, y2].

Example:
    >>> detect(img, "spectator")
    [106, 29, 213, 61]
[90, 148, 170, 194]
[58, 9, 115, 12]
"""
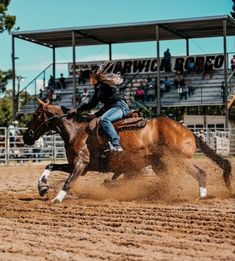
[198, 129, 206, 142]
[182, 83, 188, 100]
[39, 88, 43, 99]
[58, 73, 66, 89]
[139, 80, 148, 100]
[77, 69, 86, 85]
[75, 93, 81, 106]
[174, 71, 184, 89]
[163, 48, 171, 72]
[164, 76, 171, 92]
[55, 81, 61, 94]
[187, 60, 196, 74]
[8, 120, 20, 147]
[159, 80, 166, 97]
[175, 59, 184, 74]
[33, 137, 44, 162]
[146, 83, 156, 101]
[48, 75, 55, 88]
[187, 80, 195, 96]
[46, 86, 54, 103]
[177, 85, 183, 100]
[230, 55, 235, 71]
[202, 59, 214, 79]
[134, 85, 145, 102]
[80, 88, 90, 104]
[195, 57, 204, 74]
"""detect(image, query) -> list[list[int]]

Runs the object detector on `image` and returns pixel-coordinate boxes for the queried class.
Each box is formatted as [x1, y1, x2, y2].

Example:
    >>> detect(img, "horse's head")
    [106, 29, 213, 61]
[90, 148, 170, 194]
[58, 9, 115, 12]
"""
[23, 98, 64, 145]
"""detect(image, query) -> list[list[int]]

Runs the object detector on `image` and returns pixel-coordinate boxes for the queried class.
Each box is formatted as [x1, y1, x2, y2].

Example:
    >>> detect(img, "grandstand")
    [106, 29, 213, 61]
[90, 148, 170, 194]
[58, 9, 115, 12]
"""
[11, 15, 235, 130]
[20, 61, 232, 109]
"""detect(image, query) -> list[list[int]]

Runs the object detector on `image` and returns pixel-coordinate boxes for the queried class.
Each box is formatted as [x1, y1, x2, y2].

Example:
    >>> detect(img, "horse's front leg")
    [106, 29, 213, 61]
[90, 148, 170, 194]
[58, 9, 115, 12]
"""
[38, 163, 73, 196]
[51, 147, 90, 203]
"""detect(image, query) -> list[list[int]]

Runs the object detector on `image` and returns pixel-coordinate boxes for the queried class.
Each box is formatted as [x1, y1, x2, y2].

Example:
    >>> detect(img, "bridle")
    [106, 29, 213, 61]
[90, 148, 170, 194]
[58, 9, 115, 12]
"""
[28, 106, 68, 139]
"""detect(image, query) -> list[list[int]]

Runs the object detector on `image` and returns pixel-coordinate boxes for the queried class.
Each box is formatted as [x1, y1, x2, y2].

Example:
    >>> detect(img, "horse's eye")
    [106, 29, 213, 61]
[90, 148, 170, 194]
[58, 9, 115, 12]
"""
[29, 129, 34, 137]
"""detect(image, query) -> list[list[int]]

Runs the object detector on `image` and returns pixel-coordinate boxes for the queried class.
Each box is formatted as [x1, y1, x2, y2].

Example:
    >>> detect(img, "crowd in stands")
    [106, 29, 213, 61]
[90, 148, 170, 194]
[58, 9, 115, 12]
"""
[132, 48, 225, 104]
[174, 71, 195, 100]
[133, 72, 196, 103]
[40, 73, 68, 103]
[38, 49, 231, 106]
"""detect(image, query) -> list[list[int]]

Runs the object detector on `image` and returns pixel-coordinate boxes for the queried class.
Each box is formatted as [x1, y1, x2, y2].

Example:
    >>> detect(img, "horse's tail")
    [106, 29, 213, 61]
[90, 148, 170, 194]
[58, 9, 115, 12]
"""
[194, 134, 232, 192]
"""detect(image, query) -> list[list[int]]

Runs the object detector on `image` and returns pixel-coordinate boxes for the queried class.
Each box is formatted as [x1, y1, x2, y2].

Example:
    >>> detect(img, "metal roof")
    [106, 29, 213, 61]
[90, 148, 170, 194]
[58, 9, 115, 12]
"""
[12, 15, 235, 48]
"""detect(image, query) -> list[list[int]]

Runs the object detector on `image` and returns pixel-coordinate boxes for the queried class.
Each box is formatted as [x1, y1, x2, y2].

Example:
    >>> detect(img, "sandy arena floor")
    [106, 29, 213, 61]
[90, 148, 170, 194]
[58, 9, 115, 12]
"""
[0, 157, 234, 261]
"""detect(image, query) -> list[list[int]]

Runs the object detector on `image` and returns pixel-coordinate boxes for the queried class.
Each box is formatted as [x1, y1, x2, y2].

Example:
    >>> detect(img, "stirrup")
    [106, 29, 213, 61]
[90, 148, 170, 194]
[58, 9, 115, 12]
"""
[104, 141, 124, 153]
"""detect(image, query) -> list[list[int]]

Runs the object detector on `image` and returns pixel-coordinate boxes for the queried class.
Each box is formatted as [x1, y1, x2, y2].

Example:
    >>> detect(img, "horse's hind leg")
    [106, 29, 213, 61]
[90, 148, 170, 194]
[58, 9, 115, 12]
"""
[111, 172, 122, 180]
[38, 163, 73, 196]
[186, 161, 207, 198]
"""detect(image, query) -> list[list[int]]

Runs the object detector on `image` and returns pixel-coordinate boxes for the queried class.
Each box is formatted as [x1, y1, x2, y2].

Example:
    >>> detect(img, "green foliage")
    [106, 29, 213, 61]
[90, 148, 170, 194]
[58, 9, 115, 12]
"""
[231, 0, 235, 19]
[0, 89, 13, 126]
[17, 91, 33, 126]
[0, 0, 15, 33]
[0, 89, 33, 127]
[17, 113, 32, 127]
[0, 69, 13, 93]
[0, 0, 15, 94]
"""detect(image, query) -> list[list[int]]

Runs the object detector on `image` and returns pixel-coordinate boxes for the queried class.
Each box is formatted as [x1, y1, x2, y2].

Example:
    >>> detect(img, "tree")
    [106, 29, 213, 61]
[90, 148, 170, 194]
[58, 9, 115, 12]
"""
[0, 89, 32, 127]
[0, 90, 13, 126]
[231, 0, 235, 19]
[0, 0, 16, 33]
[0, 68, 13, 93]
[0, 0, 16, 93]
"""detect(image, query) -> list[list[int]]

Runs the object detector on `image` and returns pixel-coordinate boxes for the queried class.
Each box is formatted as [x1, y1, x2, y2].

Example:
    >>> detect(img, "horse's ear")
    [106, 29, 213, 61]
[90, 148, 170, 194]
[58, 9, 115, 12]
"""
[37, 98, 49, 107]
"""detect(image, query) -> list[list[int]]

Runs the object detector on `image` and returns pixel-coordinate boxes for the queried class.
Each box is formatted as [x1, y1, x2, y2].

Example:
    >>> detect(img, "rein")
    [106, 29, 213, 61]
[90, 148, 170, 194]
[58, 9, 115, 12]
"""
[28, 112, 68, 139]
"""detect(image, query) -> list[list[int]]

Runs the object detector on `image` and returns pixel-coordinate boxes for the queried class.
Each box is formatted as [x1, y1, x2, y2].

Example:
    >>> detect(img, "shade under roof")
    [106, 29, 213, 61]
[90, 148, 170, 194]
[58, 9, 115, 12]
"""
[12, 15, 235, 48]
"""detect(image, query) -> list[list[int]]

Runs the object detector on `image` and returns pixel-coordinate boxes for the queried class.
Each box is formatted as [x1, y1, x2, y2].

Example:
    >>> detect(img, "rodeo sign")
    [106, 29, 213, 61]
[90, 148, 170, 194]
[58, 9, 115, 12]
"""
[68, 53, 224, 76]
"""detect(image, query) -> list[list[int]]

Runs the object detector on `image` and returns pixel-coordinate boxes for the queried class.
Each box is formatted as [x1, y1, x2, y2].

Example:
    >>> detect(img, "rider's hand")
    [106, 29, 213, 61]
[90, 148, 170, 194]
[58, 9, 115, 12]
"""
[68, 108, 77, 114]
[67, 108, 78, 119]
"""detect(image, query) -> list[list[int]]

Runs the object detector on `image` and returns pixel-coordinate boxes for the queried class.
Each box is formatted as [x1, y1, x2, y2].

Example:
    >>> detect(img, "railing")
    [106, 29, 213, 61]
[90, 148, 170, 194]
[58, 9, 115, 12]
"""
[0, 127, 234, 165]
[16, 62, 71, 112]
[0, 127, 66, 165]
[17, 63, 53, 112]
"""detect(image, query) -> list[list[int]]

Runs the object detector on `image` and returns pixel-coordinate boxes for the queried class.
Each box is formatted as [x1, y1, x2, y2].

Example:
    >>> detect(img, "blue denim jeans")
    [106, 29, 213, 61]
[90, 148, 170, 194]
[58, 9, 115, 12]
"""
[100, 100, 129, 147]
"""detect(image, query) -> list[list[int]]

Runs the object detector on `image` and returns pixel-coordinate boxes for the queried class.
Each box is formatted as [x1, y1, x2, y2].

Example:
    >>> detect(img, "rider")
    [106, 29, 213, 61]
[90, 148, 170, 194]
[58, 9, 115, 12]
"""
[73, 63, 130, 153]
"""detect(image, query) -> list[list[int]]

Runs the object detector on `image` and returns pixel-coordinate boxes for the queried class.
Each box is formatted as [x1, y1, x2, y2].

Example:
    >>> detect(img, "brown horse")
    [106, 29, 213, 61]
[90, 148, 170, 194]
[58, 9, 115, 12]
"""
[23, 99, 232, 203]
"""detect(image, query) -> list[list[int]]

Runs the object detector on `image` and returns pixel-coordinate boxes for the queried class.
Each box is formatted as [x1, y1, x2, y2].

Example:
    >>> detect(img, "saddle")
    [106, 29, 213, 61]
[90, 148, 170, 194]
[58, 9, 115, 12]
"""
[88, 109, 147, 132]
[113, 109, 147, 131]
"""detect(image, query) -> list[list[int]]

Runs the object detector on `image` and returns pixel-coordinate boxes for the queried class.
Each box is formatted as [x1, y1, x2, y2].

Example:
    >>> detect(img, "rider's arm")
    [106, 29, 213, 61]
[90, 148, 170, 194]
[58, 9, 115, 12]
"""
[77, 89, 99, 112]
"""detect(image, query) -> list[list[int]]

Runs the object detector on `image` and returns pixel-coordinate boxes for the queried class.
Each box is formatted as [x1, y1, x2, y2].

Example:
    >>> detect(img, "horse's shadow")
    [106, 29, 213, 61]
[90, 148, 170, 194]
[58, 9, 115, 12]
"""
[18, 197, 47, 202]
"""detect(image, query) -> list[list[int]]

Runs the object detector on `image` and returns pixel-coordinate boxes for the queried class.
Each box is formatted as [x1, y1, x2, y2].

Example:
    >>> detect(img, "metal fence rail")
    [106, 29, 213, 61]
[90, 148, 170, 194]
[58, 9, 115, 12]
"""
[0, 127, 234, 165]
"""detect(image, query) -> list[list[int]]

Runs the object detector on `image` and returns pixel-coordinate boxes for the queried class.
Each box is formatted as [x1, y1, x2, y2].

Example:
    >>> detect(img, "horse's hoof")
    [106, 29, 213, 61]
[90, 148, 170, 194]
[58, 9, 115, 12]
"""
[104, 178, 112, 184]
[103, 178, 120, 188]
[38, 184, 49, 197]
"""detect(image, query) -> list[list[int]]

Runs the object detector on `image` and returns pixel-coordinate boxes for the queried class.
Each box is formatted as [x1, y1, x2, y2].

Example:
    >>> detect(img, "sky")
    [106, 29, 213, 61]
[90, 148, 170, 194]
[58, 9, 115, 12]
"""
[0, 0, 234, 93]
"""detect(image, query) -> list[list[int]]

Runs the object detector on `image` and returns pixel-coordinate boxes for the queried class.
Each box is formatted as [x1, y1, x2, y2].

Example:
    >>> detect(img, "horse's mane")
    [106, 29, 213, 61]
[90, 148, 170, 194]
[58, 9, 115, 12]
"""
[61, 106, 70, 114]
[60, 105, 92, 123]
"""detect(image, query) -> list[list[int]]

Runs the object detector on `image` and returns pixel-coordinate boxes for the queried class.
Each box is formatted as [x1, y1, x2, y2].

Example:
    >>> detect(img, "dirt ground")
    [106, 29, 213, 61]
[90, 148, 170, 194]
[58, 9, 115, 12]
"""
[0, 157, 234, 261]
